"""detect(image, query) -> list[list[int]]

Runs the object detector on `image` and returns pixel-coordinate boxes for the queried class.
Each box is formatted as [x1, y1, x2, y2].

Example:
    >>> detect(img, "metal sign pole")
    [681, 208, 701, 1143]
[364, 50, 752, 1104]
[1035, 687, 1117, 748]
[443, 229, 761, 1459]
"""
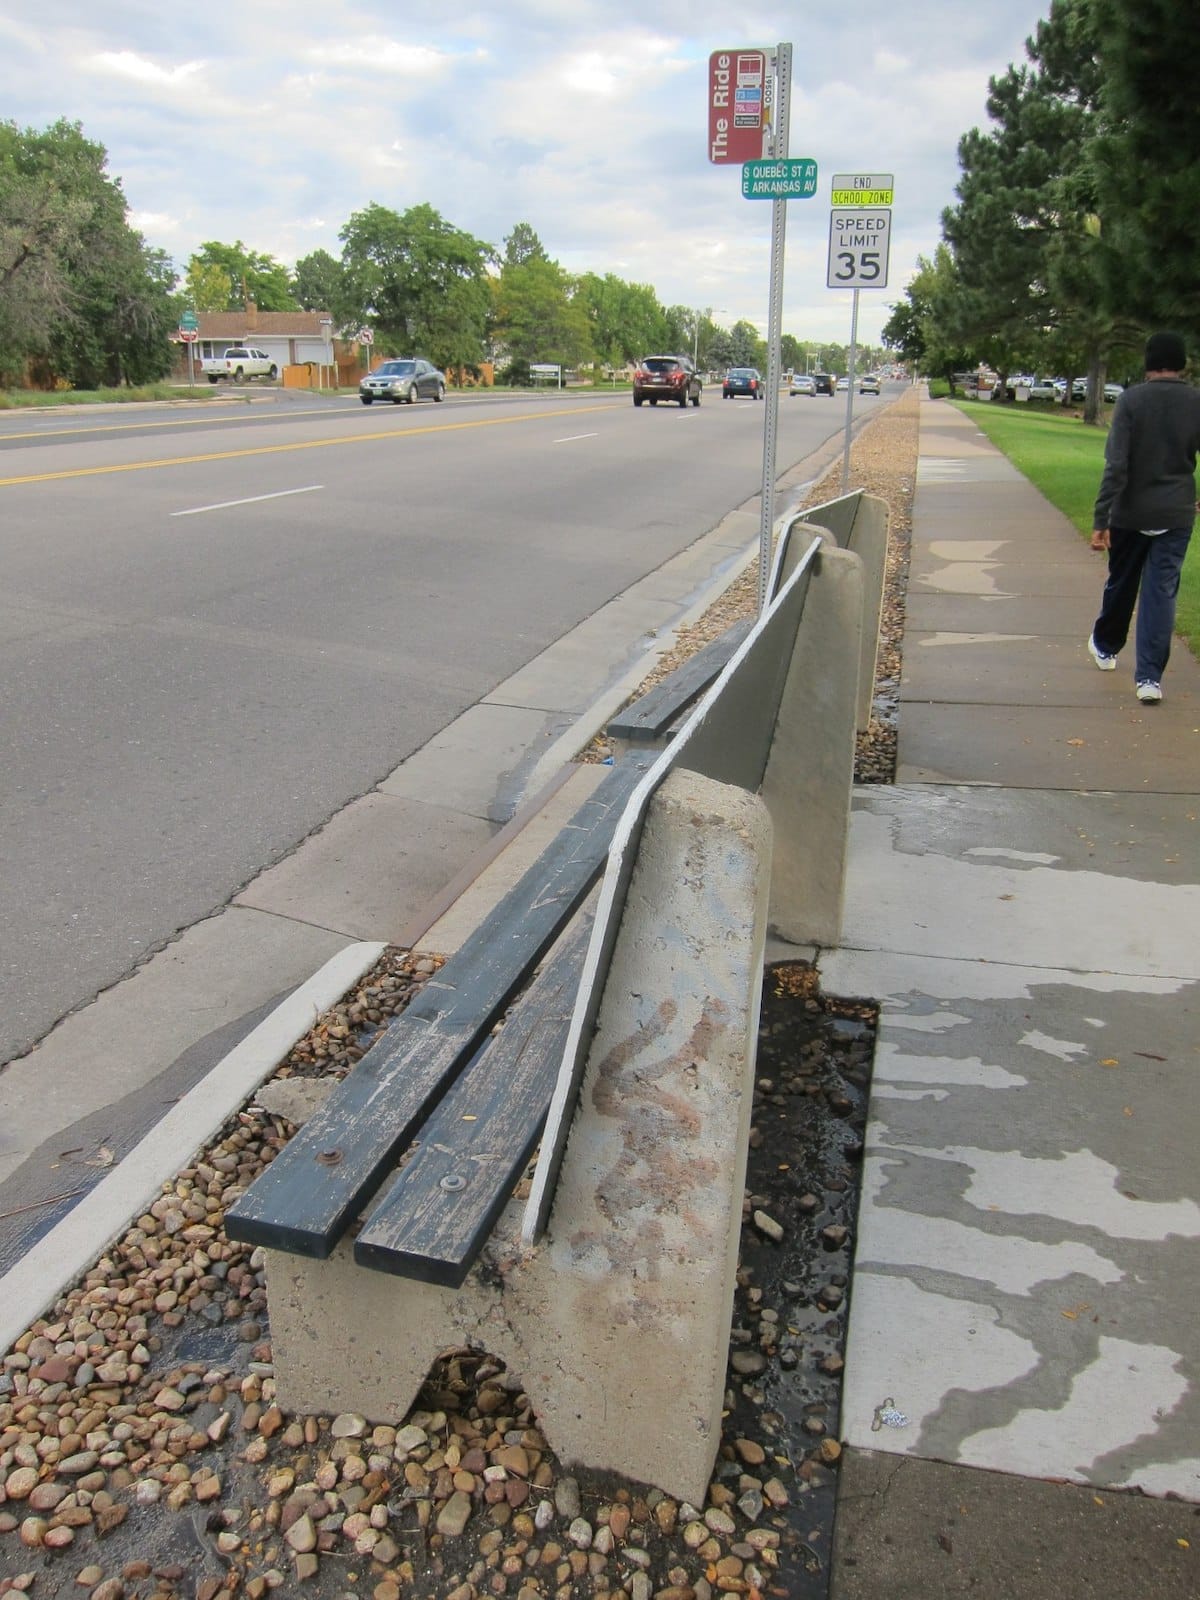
[757, 41, 791, 615]
[840, 288, 860, 493]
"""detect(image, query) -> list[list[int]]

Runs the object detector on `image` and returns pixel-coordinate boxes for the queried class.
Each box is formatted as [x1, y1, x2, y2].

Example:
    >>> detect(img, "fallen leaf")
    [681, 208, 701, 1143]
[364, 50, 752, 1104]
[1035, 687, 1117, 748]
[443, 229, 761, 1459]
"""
[999, 894, 1015, 901]
[1067, 737, 1086, 747]
[1123, 1106, 1134, 1116]
[1093, 1496, 1105, 1506]
[1133, 1052, 1166, 1062]
[937, 1532, 954, 1554]
[1177, 1538, 1190, 1549]
[1061, 1303, 1093, 1320]
[1100, 1058, 1119, 1067]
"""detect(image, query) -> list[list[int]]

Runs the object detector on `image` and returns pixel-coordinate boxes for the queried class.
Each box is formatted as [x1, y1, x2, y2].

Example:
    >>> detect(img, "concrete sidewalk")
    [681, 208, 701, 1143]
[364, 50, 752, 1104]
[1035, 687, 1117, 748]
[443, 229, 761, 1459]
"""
[822, 398, 1199, 1597]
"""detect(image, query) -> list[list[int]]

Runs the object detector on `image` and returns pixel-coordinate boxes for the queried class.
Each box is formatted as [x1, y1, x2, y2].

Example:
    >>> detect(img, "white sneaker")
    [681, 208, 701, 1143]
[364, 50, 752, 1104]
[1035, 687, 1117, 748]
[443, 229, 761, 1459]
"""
[1087, 635, 1117, 670]
[1135, 680, 1162, 704]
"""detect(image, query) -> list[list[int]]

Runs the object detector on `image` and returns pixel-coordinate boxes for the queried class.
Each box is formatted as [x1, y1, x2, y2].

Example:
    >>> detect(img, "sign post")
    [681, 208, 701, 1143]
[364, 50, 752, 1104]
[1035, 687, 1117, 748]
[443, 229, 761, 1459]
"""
[711, 44, 809, 611]
[179, 310, 199, 387]
[754, 44, 791, 615]
[826, 174, 894, 490]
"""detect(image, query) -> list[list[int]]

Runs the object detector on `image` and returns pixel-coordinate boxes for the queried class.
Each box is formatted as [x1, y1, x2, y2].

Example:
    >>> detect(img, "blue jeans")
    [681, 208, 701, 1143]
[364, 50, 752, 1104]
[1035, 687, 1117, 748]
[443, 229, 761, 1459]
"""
[1092, 525, 1192, 683]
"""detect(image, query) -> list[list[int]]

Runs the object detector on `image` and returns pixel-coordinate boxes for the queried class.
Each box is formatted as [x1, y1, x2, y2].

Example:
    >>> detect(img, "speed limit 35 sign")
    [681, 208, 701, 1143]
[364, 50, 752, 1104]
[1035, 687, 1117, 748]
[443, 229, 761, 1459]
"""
[827, 171, 892, 288]
[827, 207, 891, 288]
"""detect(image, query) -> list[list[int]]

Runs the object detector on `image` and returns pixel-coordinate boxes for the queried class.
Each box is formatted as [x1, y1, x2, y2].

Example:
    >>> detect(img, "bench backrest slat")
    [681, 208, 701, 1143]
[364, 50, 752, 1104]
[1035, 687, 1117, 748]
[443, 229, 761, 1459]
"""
[225, 759, 650, 1259]
[606, 619, 753, 743]
[353, 909, 594, 1286]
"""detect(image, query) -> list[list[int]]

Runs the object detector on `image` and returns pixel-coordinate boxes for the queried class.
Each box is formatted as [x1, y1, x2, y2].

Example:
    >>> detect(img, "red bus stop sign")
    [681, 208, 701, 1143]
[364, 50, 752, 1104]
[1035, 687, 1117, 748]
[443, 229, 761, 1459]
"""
[708, 49, 770, 164]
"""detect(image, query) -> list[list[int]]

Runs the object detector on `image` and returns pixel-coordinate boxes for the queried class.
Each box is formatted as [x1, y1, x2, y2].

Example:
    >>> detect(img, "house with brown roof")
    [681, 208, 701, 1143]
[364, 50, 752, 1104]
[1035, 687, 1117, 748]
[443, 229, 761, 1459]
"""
[187, 306, 337, 370]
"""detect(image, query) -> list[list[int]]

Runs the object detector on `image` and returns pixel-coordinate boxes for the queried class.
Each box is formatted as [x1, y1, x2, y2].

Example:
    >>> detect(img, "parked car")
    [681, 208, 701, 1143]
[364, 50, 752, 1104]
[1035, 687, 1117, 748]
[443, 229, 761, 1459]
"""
[812, 372, 836, 397]
[1070, 377, 1088, 402]
[1104, 382, 1124, 402]
[360, 358, 446, 405]
[1028, 378, 1060, 401]
[835, 375, 851, 392]
[858, 373, 881, 395]
[789, 374, 816, 396]
[632, 355, 701, 407]
[201, 347, 277, 383]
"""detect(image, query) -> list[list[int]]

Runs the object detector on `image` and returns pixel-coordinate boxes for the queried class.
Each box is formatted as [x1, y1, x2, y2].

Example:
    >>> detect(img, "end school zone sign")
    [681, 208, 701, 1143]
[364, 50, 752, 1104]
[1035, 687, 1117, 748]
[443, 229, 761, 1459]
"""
[826, 207, 891, 288]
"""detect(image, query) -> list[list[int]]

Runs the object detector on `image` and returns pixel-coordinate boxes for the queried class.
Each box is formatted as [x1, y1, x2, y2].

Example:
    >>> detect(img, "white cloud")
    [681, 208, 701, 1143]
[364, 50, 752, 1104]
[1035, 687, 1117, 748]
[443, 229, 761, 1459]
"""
[92, 50, 206, 88]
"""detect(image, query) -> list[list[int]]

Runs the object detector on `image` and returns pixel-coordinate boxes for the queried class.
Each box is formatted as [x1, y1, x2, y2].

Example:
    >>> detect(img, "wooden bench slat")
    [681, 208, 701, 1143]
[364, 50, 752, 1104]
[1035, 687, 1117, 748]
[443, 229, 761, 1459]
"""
[224, 757, 649, 1260]
[353, 910, 594, 1287]
[606, 619, 752, 742]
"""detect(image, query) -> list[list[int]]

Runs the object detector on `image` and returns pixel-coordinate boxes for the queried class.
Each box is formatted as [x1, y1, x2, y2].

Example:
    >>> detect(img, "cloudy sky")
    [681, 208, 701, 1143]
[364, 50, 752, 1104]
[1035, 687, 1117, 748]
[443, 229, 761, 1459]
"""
[4, 1, 1051, 347]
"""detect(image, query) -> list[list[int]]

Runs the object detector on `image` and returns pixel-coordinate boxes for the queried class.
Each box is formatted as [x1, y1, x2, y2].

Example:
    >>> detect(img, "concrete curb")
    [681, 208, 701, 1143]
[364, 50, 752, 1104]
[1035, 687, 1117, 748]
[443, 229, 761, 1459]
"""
[0, 939, 385, 1355]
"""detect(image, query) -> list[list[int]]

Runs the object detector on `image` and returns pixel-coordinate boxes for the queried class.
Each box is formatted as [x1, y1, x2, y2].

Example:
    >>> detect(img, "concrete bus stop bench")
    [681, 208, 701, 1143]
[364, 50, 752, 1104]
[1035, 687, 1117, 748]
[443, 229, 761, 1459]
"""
[231, 493, 886, 1502]
[224, 755, 653, 1281]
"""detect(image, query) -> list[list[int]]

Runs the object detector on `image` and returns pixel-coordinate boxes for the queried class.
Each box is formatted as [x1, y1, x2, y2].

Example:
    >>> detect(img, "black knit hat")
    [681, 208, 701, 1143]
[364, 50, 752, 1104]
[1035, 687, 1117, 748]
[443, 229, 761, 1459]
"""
[1144, 332, 1187, 372]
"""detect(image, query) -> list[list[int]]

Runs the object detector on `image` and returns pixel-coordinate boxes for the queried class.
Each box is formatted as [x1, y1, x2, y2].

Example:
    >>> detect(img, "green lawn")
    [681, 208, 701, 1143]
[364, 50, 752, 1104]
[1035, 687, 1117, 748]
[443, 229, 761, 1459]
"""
[954, 399, 1199, 658]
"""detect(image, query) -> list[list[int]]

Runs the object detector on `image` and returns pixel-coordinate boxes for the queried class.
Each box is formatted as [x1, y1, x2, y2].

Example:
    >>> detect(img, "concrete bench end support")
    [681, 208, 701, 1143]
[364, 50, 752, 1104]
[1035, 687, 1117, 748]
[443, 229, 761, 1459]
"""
[264, 768, 772, 1506]
[763, 537, 864, 948]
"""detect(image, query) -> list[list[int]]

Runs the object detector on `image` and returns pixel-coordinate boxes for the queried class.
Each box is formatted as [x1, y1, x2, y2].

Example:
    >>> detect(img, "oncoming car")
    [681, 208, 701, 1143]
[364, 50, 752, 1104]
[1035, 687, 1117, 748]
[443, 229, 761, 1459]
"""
[723, 367, 763, 399]
[360, 358, 446, 405]
[632, 355, 702, 407]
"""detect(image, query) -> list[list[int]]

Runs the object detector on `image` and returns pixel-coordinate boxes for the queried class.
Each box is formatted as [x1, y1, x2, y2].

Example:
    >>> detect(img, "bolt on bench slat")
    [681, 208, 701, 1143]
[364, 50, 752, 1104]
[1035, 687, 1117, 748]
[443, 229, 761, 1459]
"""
[353, 908, 594, 1287]
[224, 758, 650, 1260]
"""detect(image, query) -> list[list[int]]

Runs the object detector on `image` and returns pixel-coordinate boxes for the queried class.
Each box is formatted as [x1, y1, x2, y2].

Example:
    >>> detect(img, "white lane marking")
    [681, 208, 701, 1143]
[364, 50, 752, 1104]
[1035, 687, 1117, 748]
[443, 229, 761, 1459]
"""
[170, 484, 324, 517]
[553, 432, 598, 443]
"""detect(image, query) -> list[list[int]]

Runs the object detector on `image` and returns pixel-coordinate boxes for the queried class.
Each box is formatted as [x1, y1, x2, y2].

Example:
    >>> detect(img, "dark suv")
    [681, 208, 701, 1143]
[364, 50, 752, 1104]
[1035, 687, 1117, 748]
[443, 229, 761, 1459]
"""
[812, 372, 836, 397]
[632, 355, 702, 408]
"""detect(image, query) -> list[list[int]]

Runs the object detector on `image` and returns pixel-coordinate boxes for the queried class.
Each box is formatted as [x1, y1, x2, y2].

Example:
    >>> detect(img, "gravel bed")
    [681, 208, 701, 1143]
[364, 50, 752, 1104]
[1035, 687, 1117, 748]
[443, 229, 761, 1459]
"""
[0, 401, 914, 1599]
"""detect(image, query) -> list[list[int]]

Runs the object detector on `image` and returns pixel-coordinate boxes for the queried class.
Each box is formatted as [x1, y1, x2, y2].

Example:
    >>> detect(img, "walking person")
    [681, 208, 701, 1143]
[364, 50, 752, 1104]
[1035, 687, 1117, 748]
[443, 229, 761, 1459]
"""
[1088, 331, 1200, 703]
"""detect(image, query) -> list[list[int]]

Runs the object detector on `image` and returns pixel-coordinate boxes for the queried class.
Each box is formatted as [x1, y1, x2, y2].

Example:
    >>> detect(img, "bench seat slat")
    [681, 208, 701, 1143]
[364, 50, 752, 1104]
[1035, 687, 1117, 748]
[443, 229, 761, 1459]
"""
[606, 619, 752, 742]
[224, 758, 649, 1260]
[353, 910, 594, 1286]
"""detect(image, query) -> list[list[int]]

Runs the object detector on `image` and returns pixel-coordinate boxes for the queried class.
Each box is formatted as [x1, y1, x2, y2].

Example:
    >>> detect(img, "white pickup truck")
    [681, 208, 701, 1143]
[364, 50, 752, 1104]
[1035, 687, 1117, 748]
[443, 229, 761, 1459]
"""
[200, 347, 278, 383]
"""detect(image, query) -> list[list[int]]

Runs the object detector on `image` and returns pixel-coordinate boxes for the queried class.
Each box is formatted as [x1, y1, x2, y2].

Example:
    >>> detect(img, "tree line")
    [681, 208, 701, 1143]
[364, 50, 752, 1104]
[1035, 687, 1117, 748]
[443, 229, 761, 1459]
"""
[0, 120, 882, 391]
[882, 0, 1199, 421]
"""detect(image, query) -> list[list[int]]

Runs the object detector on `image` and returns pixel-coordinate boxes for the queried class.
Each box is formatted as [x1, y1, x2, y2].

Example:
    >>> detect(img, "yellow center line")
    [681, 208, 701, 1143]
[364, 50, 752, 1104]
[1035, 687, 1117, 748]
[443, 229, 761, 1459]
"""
[0, 402, 618, 488]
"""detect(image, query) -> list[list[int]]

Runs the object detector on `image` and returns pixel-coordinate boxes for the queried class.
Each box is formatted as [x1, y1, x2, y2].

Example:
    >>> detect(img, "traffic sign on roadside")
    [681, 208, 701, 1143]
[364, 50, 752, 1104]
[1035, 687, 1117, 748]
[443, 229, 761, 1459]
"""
[829, 172, 894, 207]
[178, 328, 199, 343]
[741, 157, 817, 199]
[357, 326, 374, 346]
[708, 48, 771, 164]
[180, 310, 199, 332]
[826, 207, 891, 288]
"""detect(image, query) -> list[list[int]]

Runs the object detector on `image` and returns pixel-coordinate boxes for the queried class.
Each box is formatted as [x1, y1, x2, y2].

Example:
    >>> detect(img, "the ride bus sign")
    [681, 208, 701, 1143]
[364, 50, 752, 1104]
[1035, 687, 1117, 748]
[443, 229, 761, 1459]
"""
[708, 49, 770, 164]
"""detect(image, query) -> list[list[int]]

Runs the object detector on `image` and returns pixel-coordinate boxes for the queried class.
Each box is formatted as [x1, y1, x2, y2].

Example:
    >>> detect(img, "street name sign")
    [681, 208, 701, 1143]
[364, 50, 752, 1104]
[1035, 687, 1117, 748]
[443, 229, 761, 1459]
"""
[179, 309, 199, 332]
[741, 157, 817, 199]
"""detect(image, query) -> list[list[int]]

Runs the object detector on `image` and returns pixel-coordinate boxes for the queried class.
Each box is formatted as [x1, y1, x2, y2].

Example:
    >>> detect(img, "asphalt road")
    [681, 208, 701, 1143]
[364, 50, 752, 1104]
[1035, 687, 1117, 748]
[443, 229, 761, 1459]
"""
[0, 383, 865, 1068]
